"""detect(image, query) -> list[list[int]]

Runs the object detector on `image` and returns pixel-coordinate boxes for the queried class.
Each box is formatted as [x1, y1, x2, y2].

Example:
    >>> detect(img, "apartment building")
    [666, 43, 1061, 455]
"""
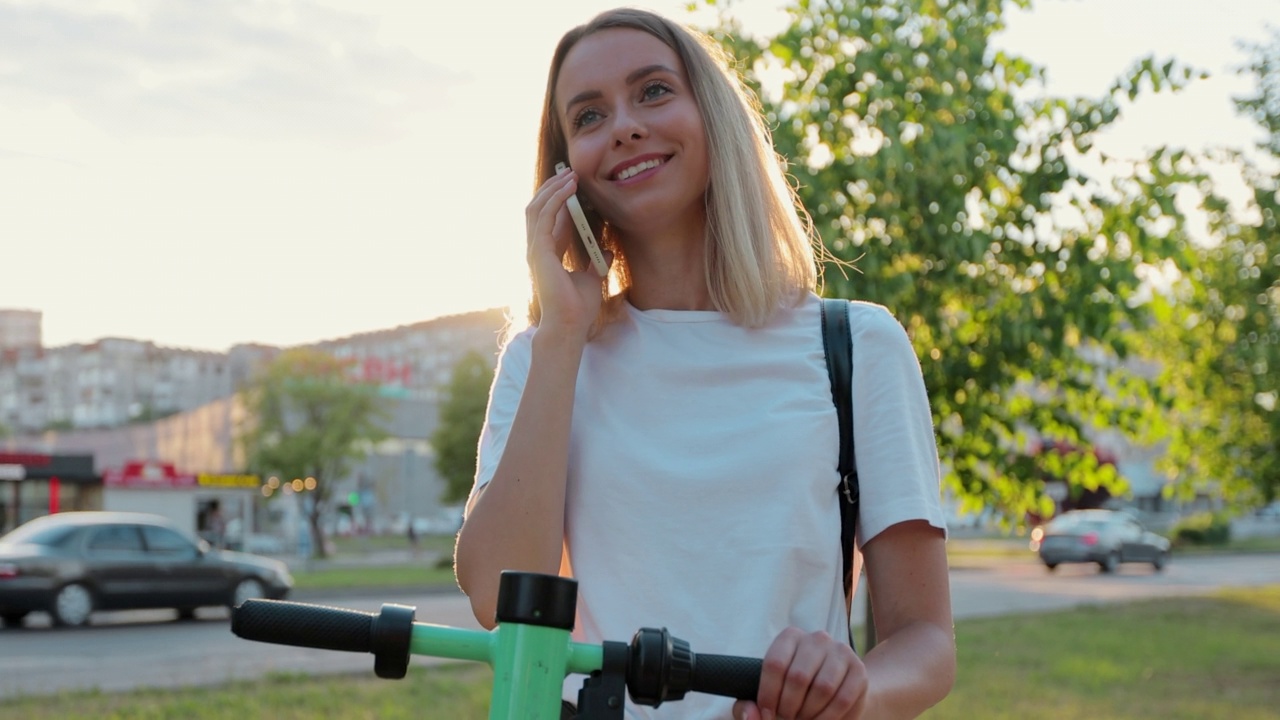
[0, 308, 509, 434]
[310, 308, 509, 402]
[0, 309, 41, 351]
[0, 339, 250, 433]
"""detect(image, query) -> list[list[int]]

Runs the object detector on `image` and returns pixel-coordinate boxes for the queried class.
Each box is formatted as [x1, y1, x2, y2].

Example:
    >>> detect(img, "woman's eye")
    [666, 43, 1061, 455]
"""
[573, 108, 602, 128]
[642, 82, 673, 101]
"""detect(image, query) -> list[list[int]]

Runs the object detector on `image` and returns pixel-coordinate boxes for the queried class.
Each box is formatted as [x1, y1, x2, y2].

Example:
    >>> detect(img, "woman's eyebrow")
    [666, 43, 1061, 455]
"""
[563, 64, 678, 114]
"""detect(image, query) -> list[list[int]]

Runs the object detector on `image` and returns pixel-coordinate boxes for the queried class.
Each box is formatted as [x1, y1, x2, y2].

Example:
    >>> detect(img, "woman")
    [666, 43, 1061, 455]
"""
[454, 8, 955, 719]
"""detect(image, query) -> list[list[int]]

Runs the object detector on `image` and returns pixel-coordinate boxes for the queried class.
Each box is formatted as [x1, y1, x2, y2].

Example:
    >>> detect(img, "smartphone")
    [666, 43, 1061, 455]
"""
[556, 162, 609, 277]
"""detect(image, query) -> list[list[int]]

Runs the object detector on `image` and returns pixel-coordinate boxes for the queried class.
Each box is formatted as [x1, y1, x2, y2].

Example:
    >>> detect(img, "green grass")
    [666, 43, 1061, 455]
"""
[1174, 535, 1280, 555]
[4, 586, 1277, 719]
[0, 665, 496, 720]
[290, 534, 458, 591]
[290, 562, 457, 591]
[329, 534, 457, 555]
[926, 585, 1280, 719]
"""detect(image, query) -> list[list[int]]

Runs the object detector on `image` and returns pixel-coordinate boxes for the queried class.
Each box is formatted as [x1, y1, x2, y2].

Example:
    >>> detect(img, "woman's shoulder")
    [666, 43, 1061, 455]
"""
[820, 297, 910, 343]
[844, 298, 897, 324]
[492, 323, 537, 370]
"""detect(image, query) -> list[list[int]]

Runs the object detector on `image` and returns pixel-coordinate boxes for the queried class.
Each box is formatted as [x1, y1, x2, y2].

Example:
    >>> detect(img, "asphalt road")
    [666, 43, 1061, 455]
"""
[1, 553, 1277, 699]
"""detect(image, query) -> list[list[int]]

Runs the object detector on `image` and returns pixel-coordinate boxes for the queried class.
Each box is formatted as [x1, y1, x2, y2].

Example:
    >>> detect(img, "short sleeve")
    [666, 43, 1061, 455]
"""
[467, 328, 535, 509]
[846, 301, 947, 544]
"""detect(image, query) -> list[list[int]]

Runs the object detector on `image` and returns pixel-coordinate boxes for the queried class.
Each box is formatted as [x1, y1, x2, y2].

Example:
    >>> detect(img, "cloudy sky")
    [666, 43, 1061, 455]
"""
[2, 0, 1277, 351]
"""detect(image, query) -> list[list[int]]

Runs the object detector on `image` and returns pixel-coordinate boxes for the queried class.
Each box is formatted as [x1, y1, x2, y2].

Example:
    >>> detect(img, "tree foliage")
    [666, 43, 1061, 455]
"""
[709, 0, 1219, 520]
[237, 348, 388, 557]
[432, 351, 496, 504]
[1152, 31, 1280, 505]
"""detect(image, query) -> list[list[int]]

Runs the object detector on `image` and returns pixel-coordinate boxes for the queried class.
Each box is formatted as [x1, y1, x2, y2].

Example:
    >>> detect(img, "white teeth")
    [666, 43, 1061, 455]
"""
[616, 158, 663, 180]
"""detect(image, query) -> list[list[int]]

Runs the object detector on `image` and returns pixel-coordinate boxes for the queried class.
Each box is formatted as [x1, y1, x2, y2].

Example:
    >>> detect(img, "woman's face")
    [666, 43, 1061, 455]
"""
[554, 28, 710, 236]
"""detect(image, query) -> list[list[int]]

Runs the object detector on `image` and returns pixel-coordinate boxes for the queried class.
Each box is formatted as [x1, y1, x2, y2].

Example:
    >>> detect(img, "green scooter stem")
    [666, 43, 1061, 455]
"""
[489, 571, 583, 717]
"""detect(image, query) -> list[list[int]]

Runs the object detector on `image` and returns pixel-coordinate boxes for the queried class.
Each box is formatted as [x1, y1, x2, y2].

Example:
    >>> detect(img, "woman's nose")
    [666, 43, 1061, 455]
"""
[611, 110, 646, 146]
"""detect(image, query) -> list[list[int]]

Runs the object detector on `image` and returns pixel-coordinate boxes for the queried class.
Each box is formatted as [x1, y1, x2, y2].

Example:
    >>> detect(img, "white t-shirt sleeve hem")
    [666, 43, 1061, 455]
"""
[846, 301, 948, 545]
[467, 328, 535, 510]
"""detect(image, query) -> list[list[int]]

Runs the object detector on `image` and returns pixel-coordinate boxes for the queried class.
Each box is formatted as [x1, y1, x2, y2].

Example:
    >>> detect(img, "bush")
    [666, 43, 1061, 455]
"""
[1171, 511, 1232, 547]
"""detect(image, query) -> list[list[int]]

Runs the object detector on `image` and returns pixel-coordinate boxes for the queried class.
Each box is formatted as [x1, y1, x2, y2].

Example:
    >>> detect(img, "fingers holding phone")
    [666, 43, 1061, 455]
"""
[526, 168, 578, 260]
[554, 162, 609, 277]
[524, 164, 610, 336]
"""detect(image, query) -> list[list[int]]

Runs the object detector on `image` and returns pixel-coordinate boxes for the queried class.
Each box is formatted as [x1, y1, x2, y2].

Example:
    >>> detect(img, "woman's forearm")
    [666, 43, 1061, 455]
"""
[860, 620, 956, 718]
[454, 328, 585, 628]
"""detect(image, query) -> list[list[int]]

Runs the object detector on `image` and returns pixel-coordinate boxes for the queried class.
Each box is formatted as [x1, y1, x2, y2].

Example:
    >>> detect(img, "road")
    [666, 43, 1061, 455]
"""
[1, 553, 1277, 699]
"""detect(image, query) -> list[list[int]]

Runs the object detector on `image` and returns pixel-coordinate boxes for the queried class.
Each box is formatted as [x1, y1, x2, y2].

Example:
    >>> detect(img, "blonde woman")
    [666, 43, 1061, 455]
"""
[454, 8, 955, 719]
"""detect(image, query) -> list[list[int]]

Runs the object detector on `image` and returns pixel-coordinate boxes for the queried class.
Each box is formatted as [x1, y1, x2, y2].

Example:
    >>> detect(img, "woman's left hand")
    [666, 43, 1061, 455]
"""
[733, 627, 868, 720]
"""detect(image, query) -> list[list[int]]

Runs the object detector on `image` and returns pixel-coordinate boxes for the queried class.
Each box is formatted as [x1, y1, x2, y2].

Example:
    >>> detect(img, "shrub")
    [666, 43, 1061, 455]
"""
[1171, 512, 1232, 547]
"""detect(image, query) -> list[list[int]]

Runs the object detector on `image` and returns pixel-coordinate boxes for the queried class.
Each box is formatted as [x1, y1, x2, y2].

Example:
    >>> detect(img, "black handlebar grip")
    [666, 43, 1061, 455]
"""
[690, 653, 762, 701]
[232, 599, 375, 653]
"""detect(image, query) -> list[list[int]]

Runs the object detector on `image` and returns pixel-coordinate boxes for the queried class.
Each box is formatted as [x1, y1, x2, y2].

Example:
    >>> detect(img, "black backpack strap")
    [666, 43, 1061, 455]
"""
[820, 298, 859, 620]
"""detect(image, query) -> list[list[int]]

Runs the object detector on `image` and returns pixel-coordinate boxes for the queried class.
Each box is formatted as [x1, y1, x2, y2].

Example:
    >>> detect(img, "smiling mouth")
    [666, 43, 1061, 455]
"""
[612, 157, 668, 181]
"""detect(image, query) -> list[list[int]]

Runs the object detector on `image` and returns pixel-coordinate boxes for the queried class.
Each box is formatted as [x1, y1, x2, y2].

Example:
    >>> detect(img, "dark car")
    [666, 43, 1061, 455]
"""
[1030, 509, 1171, 573]
[0, 511, 293, 628]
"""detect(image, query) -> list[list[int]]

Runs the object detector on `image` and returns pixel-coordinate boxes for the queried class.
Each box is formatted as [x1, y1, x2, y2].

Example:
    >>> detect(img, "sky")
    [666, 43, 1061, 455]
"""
[2, 0, 1277, 352]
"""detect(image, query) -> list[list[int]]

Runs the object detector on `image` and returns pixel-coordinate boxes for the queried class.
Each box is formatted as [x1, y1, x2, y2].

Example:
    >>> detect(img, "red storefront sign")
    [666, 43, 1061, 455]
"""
[355, 357, 412, 386]
[103, 460, 198, 489]
[0, 453, 51, 466]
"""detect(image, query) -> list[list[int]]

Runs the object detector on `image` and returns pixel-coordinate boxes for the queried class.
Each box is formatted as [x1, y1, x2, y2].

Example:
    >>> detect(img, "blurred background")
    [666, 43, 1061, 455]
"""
[3, 0, 1280, 556]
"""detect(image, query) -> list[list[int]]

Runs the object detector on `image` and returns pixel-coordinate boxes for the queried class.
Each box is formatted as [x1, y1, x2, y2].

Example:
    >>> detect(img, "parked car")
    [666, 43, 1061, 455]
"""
[1030, 509, 1171, 573]
[0, 511, 293, 628]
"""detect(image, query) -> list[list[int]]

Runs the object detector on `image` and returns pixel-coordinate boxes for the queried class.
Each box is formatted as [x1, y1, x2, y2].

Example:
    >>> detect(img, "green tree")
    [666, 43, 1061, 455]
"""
[1153, 31, 1280, 505]
[237, 348, 389, 558]
[432, 351, 496, 504]
[712, 0, 1212, 519]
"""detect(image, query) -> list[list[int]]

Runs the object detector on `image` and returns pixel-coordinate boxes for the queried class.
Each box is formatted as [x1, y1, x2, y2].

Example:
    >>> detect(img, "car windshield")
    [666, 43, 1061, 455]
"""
[0, 522, 78, 548]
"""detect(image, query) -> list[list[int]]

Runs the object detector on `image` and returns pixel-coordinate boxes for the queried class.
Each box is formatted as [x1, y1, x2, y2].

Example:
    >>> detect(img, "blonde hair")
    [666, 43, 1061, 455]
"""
[530, 8, 818, 330]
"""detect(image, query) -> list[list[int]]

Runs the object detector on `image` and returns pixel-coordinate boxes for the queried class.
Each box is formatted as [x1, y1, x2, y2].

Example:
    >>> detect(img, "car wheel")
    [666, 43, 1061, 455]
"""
[1044, 562, 1059, 572]
[1, 611, 29, 628]
[1099, 551, 1120, 574]
[232, 578, 265, 608]
[1152, 551, 1170, 571]
[50, 583, 94, 627]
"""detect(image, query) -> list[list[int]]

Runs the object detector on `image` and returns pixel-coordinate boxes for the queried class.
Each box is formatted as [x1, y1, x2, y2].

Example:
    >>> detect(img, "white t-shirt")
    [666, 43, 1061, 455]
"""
[470, 292, 946, 719]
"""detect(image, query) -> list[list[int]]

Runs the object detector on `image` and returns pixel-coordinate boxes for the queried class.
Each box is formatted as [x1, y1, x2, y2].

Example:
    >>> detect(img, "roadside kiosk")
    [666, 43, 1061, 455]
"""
[102, 459, 259, 547]
[0, 452, 100, 534]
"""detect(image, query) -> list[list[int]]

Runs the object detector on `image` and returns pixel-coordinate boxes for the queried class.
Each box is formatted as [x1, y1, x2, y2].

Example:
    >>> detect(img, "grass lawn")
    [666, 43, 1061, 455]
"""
[928, 585, 1280, 719]
[1173, 535, 1280, 555]
[3, 586, 1276, 719]
[290, 562, 457, 591]
[289, 534, 457, 591]
[329, 534, 457, 555]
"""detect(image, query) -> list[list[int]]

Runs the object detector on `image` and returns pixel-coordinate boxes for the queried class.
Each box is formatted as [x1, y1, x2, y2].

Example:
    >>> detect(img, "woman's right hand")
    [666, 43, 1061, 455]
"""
[525, 168, 610, 340]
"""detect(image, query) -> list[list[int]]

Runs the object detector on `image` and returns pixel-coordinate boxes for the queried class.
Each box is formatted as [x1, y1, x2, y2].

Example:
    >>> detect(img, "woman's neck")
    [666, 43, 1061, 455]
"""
[616, 212, 714, 312]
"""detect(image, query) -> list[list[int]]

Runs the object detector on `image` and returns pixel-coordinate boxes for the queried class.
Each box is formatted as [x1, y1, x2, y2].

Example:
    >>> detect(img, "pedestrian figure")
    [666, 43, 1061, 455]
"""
[407, 519, 420, 556]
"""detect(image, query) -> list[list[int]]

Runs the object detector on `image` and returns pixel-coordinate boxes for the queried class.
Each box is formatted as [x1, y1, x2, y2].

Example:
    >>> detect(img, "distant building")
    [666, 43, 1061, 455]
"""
[0, 339, 252, 433]
[0, 309, 41, 352]
[310, 308, 510, 402]
[1, 308, 510, 539]
[0, 307, 509, 433]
